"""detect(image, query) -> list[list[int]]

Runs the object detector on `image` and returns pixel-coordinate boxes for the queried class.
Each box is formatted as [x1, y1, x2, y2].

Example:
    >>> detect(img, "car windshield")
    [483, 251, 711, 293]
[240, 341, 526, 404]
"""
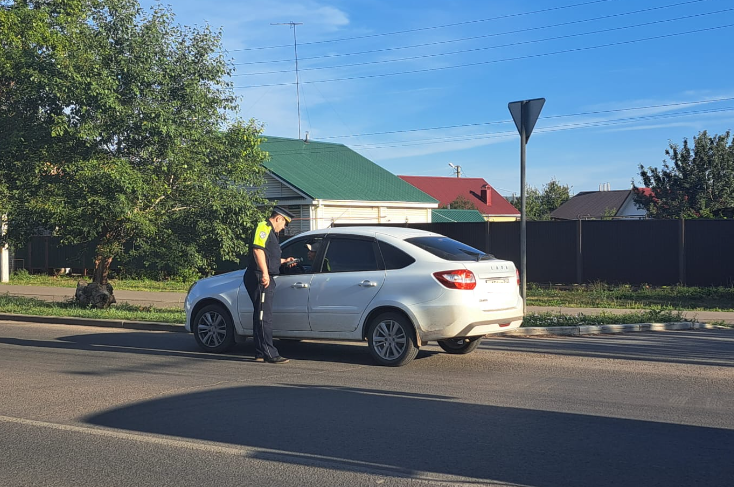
[405, 236, 495, 262]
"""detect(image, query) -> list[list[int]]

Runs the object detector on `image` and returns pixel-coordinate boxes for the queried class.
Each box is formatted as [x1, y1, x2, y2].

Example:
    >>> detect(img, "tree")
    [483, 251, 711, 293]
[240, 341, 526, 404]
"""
[441, 194, 478, 210]
[0, 0, 268, 305]
[511, 178, 571, 220]
[634, 131, 734, 219]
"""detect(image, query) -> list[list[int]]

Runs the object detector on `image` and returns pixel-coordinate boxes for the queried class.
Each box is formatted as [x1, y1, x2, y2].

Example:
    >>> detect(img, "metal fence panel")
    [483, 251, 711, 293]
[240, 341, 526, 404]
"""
[527, 220, 577, 284]
[685, 219, 734, 286]
[581, 220, 679, 285]
[14, 220, 734, 286]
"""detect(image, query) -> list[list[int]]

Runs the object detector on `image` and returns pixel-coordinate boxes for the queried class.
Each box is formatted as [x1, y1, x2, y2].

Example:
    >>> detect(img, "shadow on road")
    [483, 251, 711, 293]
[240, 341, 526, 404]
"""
[0, 332, 438, 367]
[84, 383, 734, 486]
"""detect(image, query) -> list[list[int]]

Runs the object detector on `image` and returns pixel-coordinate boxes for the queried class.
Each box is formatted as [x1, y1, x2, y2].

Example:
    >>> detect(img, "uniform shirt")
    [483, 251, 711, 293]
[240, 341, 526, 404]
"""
[248, 220, 282, 276]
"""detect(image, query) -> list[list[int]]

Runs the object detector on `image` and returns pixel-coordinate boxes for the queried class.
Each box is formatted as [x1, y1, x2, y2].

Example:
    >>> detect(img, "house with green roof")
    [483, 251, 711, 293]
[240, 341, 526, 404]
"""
[431, 209, 486, 223]
[259, 136, 438, 234]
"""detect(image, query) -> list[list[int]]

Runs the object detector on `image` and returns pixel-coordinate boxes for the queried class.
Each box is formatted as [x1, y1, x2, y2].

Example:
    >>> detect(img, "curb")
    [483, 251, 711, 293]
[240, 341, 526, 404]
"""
[0, 313, 186, 333]
[499, 321, 720, 337]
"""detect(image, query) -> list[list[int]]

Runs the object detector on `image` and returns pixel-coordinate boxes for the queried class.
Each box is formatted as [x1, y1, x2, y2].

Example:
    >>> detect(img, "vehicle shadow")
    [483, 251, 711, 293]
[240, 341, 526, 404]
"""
[480, 330, 734, 368]
[0, 332, 439, 366]
[84, 383, 734, 486]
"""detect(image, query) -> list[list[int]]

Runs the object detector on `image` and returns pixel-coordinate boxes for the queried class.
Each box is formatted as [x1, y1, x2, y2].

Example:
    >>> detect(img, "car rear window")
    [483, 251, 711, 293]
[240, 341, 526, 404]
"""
[405, 236, 495, 262]
[378, 241, 415, 270]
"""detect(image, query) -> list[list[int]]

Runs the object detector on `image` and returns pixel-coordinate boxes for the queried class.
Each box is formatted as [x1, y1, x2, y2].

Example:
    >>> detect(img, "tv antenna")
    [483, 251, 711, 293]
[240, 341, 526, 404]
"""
[272, 21, 304, 139]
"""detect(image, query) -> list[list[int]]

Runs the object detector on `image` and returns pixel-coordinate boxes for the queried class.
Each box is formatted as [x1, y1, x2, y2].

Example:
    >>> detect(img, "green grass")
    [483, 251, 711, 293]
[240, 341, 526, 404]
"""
[7, 272, 193, 292]
[521, 309, 689, 327]
[526, 282, 734, 311]
[0, 294, 185, 324]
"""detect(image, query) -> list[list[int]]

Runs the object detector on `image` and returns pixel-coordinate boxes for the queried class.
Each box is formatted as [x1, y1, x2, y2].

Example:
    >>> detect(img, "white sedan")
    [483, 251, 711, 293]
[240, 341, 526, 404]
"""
[185, 226, 524, 366]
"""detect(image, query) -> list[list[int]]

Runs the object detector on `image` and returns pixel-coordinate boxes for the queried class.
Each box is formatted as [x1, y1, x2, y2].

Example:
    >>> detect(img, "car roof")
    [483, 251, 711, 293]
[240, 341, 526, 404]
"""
[294, 226, 441, 240]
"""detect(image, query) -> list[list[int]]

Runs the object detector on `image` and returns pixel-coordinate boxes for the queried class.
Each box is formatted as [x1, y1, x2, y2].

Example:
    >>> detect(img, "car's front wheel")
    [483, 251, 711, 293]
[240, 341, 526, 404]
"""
[193, 304, 235, 353]
[437, 337, 481, 354]
[367, 312, 418, 367]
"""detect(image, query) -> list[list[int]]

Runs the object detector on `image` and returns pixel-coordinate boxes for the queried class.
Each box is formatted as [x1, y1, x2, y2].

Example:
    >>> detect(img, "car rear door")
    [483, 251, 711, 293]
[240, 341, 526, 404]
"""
[308, 235, 385, 332]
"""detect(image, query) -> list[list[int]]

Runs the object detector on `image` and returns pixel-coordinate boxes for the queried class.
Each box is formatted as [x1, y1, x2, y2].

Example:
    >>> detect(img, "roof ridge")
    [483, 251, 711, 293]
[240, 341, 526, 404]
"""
[260, 135, 346, 149]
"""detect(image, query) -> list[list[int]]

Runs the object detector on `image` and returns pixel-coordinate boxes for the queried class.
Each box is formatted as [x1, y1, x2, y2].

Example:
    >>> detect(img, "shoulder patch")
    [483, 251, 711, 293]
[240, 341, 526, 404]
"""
[252, 222, 271, 248]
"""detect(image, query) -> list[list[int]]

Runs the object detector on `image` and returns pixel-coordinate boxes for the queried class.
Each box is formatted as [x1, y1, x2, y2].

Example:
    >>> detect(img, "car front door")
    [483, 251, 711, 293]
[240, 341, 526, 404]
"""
[270, 238, 314, 331]
[308, 236, 385, 333]
[237, 238, 313, 333]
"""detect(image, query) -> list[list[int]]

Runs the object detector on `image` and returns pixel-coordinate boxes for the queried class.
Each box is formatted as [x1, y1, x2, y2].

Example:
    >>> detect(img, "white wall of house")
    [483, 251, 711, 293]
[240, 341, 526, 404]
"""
[281, 202, 434, 235]
[316, 203, 432, 230]
[618, 193, 647, 218]
[264, 172, 436, 236]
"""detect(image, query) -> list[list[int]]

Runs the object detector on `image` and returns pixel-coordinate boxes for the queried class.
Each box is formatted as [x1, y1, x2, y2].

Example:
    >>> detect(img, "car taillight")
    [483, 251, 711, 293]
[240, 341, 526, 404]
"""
[433, 269, 477, 290]
[516, 268, 520, 286]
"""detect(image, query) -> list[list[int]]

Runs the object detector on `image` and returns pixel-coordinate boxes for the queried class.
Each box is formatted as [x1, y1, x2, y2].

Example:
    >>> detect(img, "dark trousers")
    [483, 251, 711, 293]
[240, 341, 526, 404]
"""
[244, 270, 279, 359]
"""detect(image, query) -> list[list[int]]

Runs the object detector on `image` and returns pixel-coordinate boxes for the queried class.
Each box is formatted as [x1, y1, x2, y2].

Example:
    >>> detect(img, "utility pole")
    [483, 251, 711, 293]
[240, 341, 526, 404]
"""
[272, 21, 304, 139]
[448, 162, 461, 178]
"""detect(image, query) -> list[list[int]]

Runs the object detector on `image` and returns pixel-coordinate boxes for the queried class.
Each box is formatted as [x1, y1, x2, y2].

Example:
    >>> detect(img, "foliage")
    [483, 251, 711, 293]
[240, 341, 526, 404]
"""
[441, 194, 478, 210]
[526, 282, 734, 311]
[634, 131, 734, 219]
[512, 178, 571, 220]
[521, 309, 689, 327]
[0, 0, 269, 285]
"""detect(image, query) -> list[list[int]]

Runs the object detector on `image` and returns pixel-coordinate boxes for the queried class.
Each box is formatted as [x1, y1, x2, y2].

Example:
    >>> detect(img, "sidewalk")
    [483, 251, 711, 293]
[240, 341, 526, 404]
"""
[0, 284, 185, 308]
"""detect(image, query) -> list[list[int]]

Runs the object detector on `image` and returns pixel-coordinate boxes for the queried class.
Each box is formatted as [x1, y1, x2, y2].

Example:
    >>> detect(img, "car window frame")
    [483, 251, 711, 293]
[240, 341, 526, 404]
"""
[279, 236, 327, 275]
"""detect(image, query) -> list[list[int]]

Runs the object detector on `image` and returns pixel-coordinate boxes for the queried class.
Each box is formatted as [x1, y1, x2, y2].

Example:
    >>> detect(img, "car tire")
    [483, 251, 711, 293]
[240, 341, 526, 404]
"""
[437, 337, 482, 354]
[193, 304, 235, 353]
[367, 312, 418, 367]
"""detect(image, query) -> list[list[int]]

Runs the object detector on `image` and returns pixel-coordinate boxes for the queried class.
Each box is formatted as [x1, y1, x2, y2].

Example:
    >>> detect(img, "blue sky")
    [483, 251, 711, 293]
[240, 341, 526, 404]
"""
[140, 0, 734, 196]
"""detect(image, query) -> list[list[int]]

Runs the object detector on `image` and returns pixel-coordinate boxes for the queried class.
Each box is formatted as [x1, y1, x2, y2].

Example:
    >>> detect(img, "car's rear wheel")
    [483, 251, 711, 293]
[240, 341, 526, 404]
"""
[437, 337, 482, 354]
[367, 312, 418, 367]
[193, 304, 235, 353]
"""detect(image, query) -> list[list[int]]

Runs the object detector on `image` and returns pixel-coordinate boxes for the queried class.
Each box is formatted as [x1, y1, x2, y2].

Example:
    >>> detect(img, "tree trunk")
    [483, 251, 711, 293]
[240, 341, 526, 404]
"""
[75, 255, 116, 309]
[93, 255, 113, 285]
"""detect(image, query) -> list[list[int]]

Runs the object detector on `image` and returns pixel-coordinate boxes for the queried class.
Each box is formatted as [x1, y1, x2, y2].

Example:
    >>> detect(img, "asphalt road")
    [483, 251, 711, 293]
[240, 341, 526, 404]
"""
[0, 319, 732, 487]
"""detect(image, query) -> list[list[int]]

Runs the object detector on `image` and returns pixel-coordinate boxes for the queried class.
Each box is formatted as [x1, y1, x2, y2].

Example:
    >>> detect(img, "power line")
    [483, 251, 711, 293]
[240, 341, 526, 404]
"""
[234, 0, 711, 66]
[227, 0, 621, 52]
[235, 23, 734, 88]
[259, 104, 734, 153]
[236, 8, 732, 77]
[315, 97, 734, 140]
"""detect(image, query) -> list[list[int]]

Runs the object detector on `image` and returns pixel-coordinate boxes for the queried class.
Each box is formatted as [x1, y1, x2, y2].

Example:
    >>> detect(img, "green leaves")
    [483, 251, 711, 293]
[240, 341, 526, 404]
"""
[512, 178, 571, 220]
[1, 0, 268, 280]
[635, 131, 734, 219]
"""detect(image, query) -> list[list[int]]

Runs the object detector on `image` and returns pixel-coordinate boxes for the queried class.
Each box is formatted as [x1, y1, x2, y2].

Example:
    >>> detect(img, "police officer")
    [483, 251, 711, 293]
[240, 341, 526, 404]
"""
[244, 206, 296, 364]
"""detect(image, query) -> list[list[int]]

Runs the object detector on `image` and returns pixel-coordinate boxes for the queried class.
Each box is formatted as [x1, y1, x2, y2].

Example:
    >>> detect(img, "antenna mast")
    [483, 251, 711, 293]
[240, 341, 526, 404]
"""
[272, 21, 304, 139]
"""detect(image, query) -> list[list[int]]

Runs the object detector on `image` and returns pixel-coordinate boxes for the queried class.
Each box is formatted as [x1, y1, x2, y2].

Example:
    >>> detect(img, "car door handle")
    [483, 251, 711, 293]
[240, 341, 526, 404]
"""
[292, 282, 310, 289]
[359, 280, 378, 287]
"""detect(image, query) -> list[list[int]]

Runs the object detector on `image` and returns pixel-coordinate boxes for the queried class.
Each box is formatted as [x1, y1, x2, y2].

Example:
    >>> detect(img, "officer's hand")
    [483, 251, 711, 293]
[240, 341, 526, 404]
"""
[260, 274, 270, 288]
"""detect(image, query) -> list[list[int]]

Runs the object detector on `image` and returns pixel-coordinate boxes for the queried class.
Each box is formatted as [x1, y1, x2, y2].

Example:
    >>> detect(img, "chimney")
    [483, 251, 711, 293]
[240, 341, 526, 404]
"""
[481, 185, 491, 205]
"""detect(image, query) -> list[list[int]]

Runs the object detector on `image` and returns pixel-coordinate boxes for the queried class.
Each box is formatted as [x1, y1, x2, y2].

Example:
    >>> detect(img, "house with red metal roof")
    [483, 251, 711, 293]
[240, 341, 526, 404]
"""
[398, 176, 520, 222]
